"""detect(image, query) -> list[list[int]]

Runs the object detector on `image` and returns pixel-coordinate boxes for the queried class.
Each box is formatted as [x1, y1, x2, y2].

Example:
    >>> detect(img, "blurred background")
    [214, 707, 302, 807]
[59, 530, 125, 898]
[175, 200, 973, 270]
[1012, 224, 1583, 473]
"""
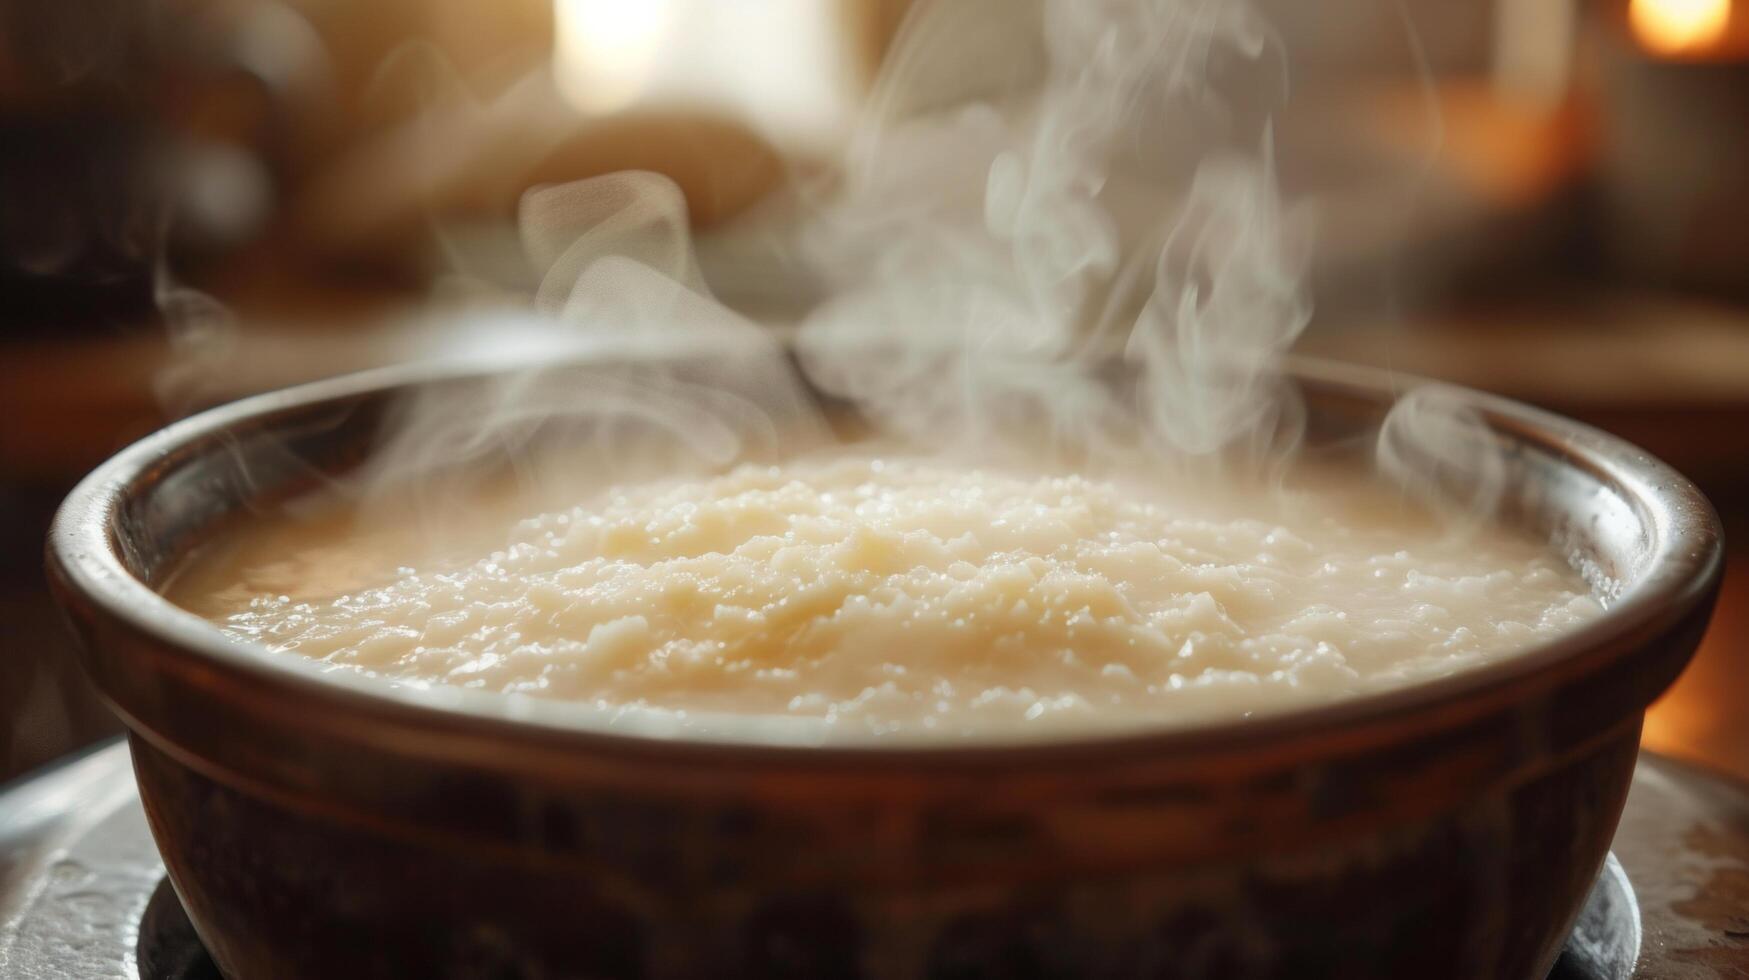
[2, 0, 1746, 781]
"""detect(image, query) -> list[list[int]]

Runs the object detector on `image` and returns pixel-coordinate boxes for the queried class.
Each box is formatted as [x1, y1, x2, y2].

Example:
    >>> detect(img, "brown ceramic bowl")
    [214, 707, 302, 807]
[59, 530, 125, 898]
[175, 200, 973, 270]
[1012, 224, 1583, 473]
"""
[48, 357, 1722, 980]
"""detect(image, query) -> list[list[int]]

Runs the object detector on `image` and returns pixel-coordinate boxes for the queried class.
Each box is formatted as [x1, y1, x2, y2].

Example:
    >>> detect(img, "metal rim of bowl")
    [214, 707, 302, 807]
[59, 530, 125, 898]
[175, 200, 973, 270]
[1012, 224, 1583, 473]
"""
[46, 356, 1725, 765]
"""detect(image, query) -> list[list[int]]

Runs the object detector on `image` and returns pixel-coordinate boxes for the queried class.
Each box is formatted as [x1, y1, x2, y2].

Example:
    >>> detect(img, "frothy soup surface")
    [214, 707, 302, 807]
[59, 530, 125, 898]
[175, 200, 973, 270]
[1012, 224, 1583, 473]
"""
[171, 456, 1603, 736]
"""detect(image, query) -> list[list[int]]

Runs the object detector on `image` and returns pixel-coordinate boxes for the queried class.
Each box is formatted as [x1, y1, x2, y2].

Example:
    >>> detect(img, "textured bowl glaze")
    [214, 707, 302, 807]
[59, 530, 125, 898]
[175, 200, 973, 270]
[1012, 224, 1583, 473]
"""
[48, 359, 1723, 980]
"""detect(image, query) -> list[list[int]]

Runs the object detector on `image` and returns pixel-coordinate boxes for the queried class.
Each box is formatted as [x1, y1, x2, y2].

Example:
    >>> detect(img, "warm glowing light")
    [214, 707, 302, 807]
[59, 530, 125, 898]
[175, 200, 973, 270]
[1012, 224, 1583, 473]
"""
[553, 0, 672, 113]
[552, 0, 859, 150]
[1630, 0, 1731, 55]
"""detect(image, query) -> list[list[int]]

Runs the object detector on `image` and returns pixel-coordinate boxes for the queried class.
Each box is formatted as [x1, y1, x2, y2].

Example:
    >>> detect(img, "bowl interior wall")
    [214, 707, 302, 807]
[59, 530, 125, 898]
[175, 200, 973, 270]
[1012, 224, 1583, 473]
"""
[120, 366, 1647, 607]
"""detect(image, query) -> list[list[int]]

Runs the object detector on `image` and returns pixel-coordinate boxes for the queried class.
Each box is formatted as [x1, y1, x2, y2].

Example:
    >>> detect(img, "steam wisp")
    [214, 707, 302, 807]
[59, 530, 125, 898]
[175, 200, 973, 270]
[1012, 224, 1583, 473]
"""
[149, 0, 1503, 526]
[791, 0, 1312, 469]
[354, 0, 1326, 502]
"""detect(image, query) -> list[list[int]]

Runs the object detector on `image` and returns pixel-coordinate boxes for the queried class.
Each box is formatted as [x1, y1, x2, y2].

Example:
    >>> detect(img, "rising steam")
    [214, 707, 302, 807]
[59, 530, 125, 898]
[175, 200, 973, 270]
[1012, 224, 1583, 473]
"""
[353, 172, 828, 524]
[790, 0, 1311, 468]
[156, 0, 1499, 523]
[368, 0, 1322, 491]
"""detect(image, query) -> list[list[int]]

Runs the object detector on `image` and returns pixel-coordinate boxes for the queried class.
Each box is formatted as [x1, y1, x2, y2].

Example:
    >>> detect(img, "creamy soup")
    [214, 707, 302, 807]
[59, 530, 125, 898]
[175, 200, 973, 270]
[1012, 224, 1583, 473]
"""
[169, 455, 1603, 736]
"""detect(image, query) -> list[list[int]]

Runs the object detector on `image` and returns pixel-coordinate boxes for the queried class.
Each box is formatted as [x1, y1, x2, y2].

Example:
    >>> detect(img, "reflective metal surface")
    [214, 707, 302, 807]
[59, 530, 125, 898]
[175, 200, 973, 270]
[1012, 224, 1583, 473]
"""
[1551, 855, 1640, 980]
[0, 742, 157, 979]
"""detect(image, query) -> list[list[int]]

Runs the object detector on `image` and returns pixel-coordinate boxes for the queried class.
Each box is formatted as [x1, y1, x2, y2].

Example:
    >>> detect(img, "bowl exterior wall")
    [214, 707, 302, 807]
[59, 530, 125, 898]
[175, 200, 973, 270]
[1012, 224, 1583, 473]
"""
[47, 361, 1725, 979]
[128, 720, 1643, 980]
